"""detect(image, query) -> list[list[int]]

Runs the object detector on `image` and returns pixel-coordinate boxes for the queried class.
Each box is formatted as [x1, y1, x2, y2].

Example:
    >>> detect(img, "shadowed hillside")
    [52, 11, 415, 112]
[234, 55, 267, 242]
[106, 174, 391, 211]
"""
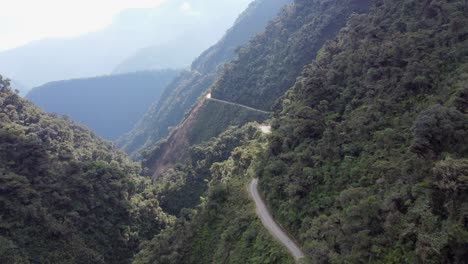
[27, 70, 180, 140]
[0, 76, 173, 264]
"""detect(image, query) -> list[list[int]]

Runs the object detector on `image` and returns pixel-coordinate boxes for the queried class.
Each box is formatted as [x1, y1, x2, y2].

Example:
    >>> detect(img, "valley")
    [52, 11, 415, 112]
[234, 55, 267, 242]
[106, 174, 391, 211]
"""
[1, 0, 467, 263]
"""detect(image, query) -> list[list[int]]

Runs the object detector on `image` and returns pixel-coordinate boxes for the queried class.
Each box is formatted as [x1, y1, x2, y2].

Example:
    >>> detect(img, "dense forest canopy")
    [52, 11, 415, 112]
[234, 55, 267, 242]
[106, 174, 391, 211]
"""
[133, 124, 293, 264]
[1, 0, 467, 263]
[0, 76, 173, 263]
[211, 0, 371, 111]
[133, 0, 468, 263]
[259, 0, 468, 262]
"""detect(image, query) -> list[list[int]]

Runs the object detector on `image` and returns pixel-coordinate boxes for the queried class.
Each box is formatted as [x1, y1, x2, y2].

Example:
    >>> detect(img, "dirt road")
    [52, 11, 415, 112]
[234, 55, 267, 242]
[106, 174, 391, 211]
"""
[248, 178, 305, 262]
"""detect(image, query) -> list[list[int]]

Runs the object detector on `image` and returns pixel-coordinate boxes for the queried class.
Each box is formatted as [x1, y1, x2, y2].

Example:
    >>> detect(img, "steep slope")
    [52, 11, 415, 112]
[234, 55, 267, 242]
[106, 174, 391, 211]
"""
[211, 0, 370, 111]
[144, 97, 270, 178]
[258, 0, 468, 262]
[141, 0, 371, 178]
[27, 70, 179, 140]
[133, 124, 293, 264]
[0, 0, 252, 89]
[129, 0, 376, 261]
[133, 0, 467, 262]
[117, 0, 292, 157]
[152, 124, 267, 216]
[0, 76, 173, 264]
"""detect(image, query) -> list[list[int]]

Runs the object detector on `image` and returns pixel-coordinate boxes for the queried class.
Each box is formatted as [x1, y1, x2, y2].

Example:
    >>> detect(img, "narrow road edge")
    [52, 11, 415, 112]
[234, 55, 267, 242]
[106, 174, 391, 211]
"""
[248, 178, 305, 262]
[207, 96, 272, 115]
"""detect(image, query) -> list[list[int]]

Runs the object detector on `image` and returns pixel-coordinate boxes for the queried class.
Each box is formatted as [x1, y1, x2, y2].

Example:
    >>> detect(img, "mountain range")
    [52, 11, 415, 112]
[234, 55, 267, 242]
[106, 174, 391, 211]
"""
[27, 70, 180, 140]
[0, 0, 252, 90]
[117, 0, 293, 157]
[1, 0, 467, 263]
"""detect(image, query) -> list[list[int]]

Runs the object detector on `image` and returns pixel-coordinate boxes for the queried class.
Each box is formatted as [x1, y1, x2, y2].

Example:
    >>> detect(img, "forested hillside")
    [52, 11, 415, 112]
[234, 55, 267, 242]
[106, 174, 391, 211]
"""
[2, 0, 467, 263]
[211, 0, 370, 111]
[133, 124, 293, 264]
[27, 70, 179, 140]
[134, 0, 468, 262]
[0, 76, 173, 264]
[140, 0, 371, 179]
[117, 0, 292, 157]
[142, 97, 270, 178]
[258, 0, 468, 262]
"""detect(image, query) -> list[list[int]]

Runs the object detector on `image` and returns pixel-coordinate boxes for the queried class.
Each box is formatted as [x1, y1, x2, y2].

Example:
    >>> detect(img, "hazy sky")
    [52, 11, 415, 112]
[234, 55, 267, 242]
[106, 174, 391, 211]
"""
[1, 0, 251, 52]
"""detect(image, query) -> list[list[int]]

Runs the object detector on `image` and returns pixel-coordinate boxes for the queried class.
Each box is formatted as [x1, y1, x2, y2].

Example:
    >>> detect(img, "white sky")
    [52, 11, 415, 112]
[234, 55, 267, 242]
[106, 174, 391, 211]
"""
[0, 0, 168, 51]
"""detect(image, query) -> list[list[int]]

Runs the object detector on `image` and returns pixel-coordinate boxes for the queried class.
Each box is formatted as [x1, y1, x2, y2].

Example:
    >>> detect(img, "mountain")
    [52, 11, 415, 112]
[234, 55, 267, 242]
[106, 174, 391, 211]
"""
[27, 70, 180, 140]
[0, 0, 253, 89]
[117, 0, 293, 157]
[3, 0, 467, 263]
[112, 41, 204, 74]
[132, 0, 468, 262]
[132, 124, 294, 264]
[258, 0, 468, 261]
[0, 76, 173, 264]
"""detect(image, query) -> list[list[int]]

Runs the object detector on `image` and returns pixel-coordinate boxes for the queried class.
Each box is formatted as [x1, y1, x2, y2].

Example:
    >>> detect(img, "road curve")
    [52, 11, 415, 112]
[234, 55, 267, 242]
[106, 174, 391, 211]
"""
[248, 178, 305, 262]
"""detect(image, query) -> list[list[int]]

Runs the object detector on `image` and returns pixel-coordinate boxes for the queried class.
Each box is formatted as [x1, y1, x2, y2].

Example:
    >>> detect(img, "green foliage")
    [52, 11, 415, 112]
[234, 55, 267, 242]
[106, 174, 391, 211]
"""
[134, 0, 468, 262]
[140, 0, 373, 187]
[411, 105, 468, 158]
[155, 124, 262, 216]
[0, 77, 173, 263]
[211, 0, 371, 111]
[258, 0, 468, 262]
[3, 0, 467, 262]
[133, 129, 293, 263]
[188, 100, 269, 145]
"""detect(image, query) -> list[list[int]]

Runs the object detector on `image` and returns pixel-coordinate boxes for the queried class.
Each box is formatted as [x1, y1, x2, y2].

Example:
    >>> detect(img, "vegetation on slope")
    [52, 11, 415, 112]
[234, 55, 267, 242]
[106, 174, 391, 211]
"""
[151, 124, 262, 216]
[0, 76, 173, 264]
[134, 0, 468, 262]
[133, 124, 293, 264]
[258, 0, 468, 262]
[117, 0, 292, 157]
[139, 0, 373, 179]
[141, 99, 270, 178]
[188, 100, 270, 145]
[27, 70, 180, 140]
[3, 0, 467, 262]
[211, 0, 371, 111]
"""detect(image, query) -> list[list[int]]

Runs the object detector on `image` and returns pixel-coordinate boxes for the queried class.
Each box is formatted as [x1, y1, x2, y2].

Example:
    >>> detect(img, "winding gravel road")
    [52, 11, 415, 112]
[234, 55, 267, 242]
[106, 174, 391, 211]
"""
[248, 179, 305, 262]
